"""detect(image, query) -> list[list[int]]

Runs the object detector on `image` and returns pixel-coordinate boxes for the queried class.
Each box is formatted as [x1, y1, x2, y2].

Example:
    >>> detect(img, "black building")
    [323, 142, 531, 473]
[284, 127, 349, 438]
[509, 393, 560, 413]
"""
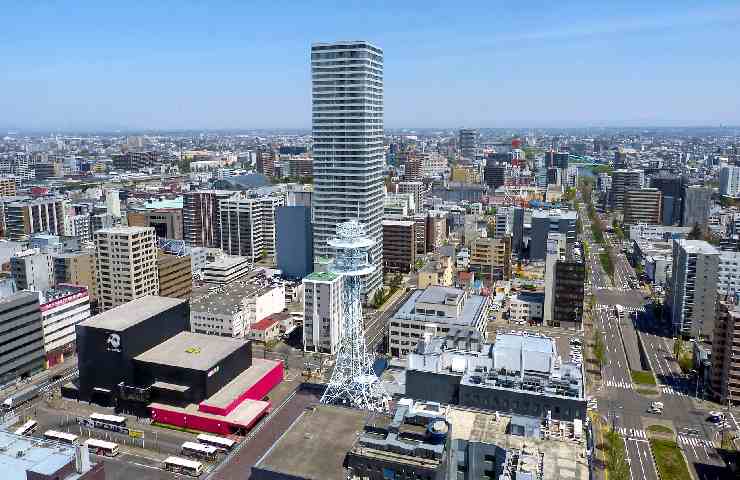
[650, 173, 685, 225]
[112, 151, 159, 172]
[552, 257, 585, 329]
[75, 296, 190, 405]
[545, 151, 569, 169]
[483, 160, 506, 189]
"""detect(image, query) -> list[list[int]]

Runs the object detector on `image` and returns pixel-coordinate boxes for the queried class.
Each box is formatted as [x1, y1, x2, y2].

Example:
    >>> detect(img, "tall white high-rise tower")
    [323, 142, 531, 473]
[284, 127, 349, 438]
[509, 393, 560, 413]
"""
[311, 41, 384, 297]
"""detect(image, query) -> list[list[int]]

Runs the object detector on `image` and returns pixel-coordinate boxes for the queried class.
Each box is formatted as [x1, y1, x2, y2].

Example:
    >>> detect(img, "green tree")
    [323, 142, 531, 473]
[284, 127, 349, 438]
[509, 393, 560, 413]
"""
[605, 430, 631, 480]
[390, 273, 403, 291]
[593, 329, 606, 368]
[688, 224, 703, 240]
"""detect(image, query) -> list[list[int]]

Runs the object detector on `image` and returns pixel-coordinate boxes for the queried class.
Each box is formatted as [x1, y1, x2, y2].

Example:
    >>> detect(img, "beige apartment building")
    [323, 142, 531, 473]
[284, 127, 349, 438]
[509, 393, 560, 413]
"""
[157, 252, 193, 299]
[95, 226, 159, 311]
[470, 236, 512, 280]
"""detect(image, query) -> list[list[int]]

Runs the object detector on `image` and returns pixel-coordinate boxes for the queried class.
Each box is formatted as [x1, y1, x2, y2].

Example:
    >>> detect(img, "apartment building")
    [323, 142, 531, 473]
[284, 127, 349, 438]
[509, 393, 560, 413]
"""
[53, 249, 97, 303]
[382, 220, 416, 274]
[4, 197, 67, 240]
[710, 299, 740, 406]
[111, 151, 159, 171]
[219, 193, 284, 261]
[183, 190, 234, 247]
[469, 236, 512, 281]
[157, 252, 193, 299]
[388, 286, 488, 358]
[670, 239, 719, 338]
[95, 226, 159, 311]
[0, 292, 45, 383]
[397, 182, 425, 212]
[10, 249, 54, 292]
[609, 169, 644, 211]
[623, 188, 662, 225]
[0, 177, 16, 196]
[303, 271, 343, 354]
[720, 164, 740, 199]
[530, 209, 577, 260]
[417, 253, 455, 289]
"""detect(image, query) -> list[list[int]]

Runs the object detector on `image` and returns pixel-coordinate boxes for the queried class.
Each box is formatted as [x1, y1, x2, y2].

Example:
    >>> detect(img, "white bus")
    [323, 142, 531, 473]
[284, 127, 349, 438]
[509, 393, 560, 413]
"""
[196, 433, 236, 452]
[84, 438, 120, 457]
[44, 430, 79, 445]
[162, 456, 204, 477]
[90, 413, 127, 428]
[181, 441, 217, 460]
[14, 419, 37, 436]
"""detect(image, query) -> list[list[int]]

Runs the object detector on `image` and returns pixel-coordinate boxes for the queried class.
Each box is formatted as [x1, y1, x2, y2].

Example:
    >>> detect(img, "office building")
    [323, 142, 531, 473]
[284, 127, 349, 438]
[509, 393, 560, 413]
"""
[720, 164, 740, 198]
[200, 255, 251, 285]
[710, 299, 740, 406]
[0, 431, 104, 479]
[508, 292, 545, 324]
[256, 149, 277, 176]
[469, 236, 511, 280]
[382, 219, 416, 273]
[183, 190, 234, 248]
[53, 250, 98, 304]
[127, 197, 183, 240]
[614, 149, 628, 168]
[552, 243, 585, 329]
[275, 206, 313, 279]
[544, 233, 567, 325]
[681, 185, 712, 228]
[459, 128, 478, 160]
[623, 188, 662, 225]
[0, 292, 45, 383]
[157, 252, 193, 299]
[303, 271, 343, 354]
[529, 209, 577, 260]
[219, 193, 284, 261]
[39, 285, 91, 368]
[95, 227, 159, 312]
[4, 196, 67, 240]
[511, 206, 525, 254]
[388, 286, 488, 358]
[397, 181, 425, 216]
[650, 173, 685, 225]
[311, 41, 384, 297]
[483, 160, 506, 189]
[406, 332, 586, 420]
[417, 253, 455, 289]
[111, 151, 159, 171]
[670, 240, 719, 338]
[609, 169, 643, 211]
[90, 213, 114, 236]
[11, 249, 54, 292]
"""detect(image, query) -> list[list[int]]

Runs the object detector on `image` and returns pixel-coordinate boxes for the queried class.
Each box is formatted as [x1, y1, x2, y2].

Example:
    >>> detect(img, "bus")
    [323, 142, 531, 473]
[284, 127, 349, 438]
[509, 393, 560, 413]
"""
[90, 413, 127, 428]
[181, 441, 217, 460]
[14, 419, 37, 436]
[196, 433, 236, 452]
[44, 430, 79, 445]
[162, 456, 204, 477]
[84, 438, 120, 457]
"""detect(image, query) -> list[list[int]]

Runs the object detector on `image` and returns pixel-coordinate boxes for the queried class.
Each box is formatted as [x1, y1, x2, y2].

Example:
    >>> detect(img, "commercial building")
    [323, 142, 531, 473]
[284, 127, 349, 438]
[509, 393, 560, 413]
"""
[0, 292, 45, 383]
[681, 185, 712, 228]
[311, 41, 385, 297]
[256, 149, 277, 176]
[650, 173, 685, 225]
[670, 239, 719, 338]
[246, 315, 282, 344]
[552, 243, 585, 329]
[200, 255, 251, 285]
[483, 161, 506, 189]
[219, 193, 284, 261]
[0, 176, 16, 196]
[39, 285, 91, 368]
[609, 169, 643, 211]
[388, 286, 488, 358]
[111, 151, 159, 171]
[545, 150, 569, 169]
[275, 206, 313, 279]
[406, 332, 586, 421]
[631, 240, 673, 286]
[157, 252, 193, 299]
[710, 299, 740, 406]
[469, 236, 511, 280]
[720, 164, 740, 198]
[126, 198, 183, 240]
[53, 250, 97, 302]
[303, 271, 343, 354]
[529, 209, 577, 260]
[183, 190, 234, 248]
[459, 128, 478, 160]
[94, 227, 159, 312]
[508, 292, 545, 324]
[0, 431, 104, 480]
[628, 223, 692, 242]
[417, 253, 455, 289]
[4, 197, 67, 240]
[10, 249, 54, 292]
[382, 219, 416, 273]
[623, 188, 662, 225]
[397, 181, 425, 216]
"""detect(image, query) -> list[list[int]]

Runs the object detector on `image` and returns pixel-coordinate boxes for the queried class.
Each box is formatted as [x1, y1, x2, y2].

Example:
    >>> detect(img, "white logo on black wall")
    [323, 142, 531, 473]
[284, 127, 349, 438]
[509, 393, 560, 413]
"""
[107, 333, 121, 352]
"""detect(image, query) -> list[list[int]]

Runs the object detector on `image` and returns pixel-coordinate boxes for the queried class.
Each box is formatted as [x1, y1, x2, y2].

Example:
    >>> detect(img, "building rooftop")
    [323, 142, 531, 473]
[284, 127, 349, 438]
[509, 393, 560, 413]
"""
[531, 208, 577, 220]
[135, 331, 247, 371]
[393, 287, 487, 328]
[304, 271, 340, 282]
[677, 239, 719, 255]
[0, 430, 90, 480]
[78, 295, 186, 332]
[202, 255, 251, 270]
[191, 276, 282, 316]
[382, 219, 415, 227]
[95, 226, 154, 235]
[131, 196, 183, 210]
[253, 404, 368, 480]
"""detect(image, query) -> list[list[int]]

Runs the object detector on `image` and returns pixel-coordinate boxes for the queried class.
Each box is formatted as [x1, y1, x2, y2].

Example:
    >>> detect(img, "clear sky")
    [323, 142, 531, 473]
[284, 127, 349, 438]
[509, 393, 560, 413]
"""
[2, 1, 739, 131]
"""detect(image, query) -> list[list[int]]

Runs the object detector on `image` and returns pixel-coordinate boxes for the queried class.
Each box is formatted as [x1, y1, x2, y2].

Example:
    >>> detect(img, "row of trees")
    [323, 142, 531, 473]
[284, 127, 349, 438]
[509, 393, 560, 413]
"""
[372, 274, 403, 308]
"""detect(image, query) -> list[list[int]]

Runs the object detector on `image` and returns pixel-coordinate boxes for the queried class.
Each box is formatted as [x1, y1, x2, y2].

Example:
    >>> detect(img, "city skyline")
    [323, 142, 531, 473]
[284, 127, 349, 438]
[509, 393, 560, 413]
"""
[2, 1, 740, 131]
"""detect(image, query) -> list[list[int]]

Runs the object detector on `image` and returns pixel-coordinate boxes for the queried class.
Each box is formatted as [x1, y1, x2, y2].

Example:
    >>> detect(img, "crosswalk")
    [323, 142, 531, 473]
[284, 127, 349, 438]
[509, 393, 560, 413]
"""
[678, 435, 714, 448]
[622, 305, 646, 313]
[659, 385, 688, 397]
[605, 379, 633, 390]
[617, 427, 647, 439]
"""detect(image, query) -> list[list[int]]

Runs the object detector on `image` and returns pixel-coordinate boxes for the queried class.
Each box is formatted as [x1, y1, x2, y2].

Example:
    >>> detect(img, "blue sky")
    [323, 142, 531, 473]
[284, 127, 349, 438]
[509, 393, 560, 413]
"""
[1, 1, 739, 130]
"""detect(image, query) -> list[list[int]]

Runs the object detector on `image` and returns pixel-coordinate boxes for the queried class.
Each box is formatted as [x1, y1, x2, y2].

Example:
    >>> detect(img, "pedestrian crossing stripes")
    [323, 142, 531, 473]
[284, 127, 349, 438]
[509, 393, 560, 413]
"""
[617, 427, 647, 439]
[605, 379, 633, 389]
[678, 435, 714, 448]
[659, 385, 687, 397]
[622, 306, 646, 313]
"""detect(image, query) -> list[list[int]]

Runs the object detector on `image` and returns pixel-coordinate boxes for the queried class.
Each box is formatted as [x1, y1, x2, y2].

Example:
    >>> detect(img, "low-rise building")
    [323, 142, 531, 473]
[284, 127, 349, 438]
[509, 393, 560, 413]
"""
[247, 315, 282, 344]
[417, 253, 454, 289]
[469, 236, 512, 280]
[303, 271, 343, 354]
[388, 286, 488, 358]
[508, 292, 545, 324]
[200, 255, 251, 285]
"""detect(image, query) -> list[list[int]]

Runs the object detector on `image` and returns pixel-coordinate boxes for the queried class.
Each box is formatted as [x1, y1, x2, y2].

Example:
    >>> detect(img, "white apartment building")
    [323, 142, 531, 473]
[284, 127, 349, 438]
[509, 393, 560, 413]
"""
[94, 226, 159, 311]
[508, 293, 545, 324]
[388, 286, 488, 358]
[311, 41, 385, 297]
[671, 239, 719, 338]
[200, 255, 251, 284]
[718, 250, 740, 295]
[219, 193, 284, 262]
[720, 164, 740, 198]
[303, 271, 343, 354]
[39, 285, 91, 368]
[421, 152, 448, 178]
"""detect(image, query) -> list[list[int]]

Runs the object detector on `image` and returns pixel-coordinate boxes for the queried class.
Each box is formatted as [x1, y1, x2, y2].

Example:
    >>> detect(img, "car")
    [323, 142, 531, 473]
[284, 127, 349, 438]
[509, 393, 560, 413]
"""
[708, 411, 725, 422]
